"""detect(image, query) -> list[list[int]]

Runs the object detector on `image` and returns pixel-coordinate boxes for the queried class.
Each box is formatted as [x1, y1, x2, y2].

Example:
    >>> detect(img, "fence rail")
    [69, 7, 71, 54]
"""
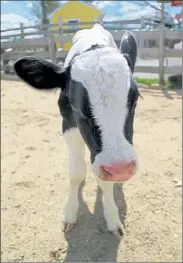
[1, 19, 142, 33]
[1, 20, 182, 82]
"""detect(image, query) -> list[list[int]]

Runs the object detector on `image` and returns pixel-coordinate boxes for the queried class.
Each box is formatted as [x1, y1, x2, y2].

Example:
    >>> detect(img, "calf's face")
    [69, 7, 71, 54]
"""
[14, 31, 139, 182]
[69, 47, 139, 182]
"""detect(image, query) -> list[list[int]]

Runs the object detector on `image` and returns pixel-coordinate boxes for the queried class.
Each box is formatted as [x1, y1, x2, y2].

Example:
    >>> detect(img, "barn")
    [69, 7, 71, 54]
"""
[50, 0, 104, 51]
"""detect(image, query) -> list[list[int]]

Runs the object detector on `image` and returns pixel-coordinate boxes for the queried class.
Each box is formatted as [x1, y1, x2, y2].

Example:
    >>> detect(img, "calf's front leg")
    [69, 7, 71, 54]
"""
[96, 178, 125, 239]
[62, 128, 86, 232]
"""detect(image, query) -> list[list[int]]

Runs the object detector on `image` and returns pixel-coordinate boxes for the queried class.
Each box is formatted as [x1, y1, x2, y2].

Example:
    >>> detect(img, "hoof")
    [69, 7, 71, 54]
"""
[62, 222, 75, 232]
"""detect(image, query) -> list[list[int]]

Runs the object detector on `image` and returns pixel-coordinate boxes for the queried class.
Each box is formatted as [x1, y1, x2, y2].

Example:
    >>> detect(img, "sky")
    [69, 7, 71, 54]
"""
[1, 0, 182, 31]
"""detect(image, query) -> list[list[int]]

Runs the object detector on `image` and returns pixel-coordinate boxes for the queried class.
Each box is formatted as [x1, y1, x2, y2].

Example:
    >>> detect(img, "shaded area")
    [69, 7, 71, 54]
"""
[63, 182, 127, 262]
[139, 86, 182, 100]
[168, 75, 182, 90]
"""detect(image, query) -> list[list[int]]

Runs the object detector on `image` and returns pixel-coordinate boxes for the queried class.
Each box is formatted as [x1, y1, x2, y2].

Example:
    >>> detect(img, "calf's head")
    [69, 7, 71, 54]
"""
[14, 31, 139, 182]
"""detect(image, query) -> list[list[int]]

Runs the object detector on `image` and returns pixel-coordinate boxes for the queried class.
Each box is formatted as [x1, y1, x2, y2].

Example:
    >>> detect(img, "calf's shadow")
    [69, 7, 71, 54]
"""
[63, 182, 127, 262]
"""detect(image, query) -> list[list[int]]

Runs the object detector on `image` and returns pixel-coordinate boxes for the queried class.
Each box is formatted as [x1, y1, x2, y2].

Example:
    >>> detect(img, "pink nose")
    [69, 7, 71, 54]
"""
[100, 160, 136, 181]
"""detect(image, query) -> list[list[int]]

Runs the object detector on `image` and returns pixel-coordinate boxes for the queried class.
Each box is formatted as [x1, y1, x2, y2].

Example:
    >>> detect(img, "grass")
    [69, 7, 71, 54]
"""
[135, 77, 160, 85]
[135, 77, 170, 87]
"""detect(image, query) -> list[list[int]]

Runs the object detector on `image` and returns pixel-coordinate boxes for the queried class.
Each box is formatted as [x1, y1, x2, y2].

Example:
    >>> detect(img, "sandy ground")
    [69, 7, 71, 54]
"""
[1, 80, 182, 262]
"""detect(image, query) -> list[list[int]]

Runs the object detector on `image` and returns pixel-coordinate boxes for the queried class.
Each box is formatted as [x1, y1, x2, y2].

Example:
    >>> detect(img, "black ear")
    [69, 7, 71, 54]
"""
[120, 31, 137, 74]
[14, 56, 67, 90]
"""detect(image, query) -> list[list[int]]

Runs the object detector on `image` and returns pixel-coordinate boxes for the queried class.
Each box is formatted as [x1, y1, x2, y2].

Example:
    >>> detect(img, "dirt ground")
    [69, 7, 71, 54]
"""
[1, 80, 182, 262]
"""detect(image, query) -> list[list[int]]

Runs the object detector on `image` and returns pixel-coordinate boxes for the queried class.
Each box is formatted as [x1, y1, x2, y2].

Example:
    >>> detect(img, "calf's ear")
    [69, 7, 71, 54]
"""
[120, 31, 137, 74]
[14, 56, 67, 91]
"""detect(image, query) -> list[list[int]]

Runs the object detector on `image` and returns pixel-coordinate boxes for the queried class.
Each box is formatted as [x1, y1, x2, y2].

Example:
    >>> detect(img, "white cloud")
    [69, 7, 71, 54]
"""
[118, 1, 172, 21]
[122, 7, 154, 20]
[26, 2, 33, 8]
[92, 1, 115, 9]
[1, 14, 30, 30]
[1, 1, 10, 4]
[118, 1, 152, 20]
[146, 1, 161, 9]
[60, 0, 68, 4]
[103, 15, 122, 21]
[118, 2, 161, 21]
[119, 3, 174, 27]
[119, 2, 141, 13]
[1, 14, 36, 39]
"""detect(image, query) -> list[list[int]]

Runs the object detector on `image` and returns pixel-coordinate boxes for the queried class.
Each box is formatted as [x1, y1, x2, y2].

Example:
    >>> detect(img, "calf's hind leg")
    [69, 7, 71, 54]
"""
[62, 128, 86, 232]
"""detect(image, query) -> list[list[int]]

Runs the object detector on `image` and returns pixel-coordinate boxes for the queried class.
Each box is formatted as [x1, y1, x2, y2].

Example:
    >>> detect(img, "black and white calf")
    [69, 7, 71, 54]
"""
[14, 24, 139, 238]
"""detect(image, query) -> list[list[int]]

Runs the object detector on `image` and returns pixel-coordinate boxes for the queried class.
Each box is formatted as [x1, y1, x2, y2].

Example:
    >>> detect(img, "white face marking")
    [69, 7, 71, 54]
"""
[65, 23, 138, 175]
[71, 47, 138, 174]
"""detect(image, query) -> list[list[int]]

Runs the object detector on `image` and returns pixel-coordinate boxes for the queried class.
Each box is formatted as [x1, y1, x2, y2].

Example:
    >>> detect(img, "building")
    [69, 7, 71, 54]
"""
[50, 1, 104, 51]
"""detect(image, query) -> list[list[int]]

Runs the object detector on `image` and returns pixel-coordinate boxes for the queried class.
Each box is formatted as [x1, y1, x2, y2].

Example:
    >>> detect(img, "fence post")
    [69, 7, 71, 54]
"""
[58, 17, 63, 35]
[48, 36, 56, 63]
[1, 52, 9, 74]
[140, 17, 144, 29]
[159, 3, 165, 86]
[58, 17, 63, 50]
[20, 23, 24, 39]
[139, 31, 144, 59]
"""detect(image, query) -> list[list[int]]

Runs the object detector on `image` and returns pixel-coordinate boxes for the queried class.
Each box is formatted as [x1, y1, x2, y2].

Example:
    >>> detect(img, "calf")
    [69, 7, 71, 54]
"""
[14, 24, 139, 239]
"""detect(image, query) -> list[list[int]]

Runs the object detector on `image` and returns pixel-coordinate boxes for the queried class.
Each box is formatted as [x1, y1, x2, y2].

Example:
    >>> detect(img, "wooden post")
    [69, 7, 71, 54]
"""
[48, 36, 56, 63]
[20, 23, 24, 39]
[58, 17, 63, 35]
[58, 17, 63, 50]
[139, 32, 144, 59]
[159, 2, 165, 86]
[1, 50, 9, 74]
[140, 17, 144, 29]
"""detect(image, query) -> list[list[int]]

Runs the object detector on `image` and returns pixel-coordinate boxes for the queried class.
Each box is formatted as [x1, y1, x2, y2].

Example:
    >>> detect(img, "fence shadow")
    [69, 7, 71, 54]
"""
[63, 181, 127, 262]
[139, 86, 182, 100]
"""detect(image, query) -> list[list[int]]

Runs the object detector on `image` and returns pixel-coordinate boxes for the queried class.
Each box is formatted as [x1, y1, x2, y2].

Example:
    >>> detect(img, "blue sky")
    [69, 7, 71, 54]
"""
[1, 1, 182, 30]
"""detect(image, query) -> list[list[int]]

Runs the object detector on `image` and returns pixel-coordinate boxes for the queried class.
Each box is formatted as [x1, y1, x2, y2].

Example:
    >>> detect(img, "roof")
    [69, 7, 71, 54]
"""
[49, 1, 104, 19]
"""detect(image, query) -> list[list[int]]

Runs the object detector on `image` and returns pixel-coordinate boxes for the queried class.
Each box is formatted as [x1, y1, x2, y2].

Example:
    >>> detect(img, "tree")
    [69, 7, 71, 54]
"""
[31, 1, 60, 24]
[31, 1, 60, 52]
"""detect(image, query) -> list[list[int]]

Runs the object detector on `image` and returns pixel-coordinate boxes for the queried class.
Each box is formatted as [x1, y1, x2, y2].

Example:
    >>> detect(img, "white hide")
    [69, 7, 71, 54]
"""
[64, 23, 117, 68]
[62, 24, 136, 235]
[71, 46, 138, 175]
[64, 23, 138, 175]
